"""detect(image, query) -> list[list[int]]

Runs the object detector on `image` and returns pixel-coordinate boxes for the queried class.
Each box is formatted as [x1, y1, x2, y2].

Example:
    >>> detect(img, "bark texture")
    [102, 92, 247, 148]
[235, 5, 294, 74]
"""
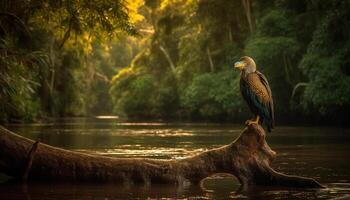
[0, 125, 323, 188]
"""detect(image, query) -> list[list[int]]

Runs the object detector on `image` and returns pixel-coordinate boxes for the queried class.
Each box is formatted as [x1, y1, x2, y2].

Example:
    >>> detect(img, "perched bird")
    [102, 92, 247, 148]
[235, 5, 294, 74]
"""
[234, 56, 274, 132]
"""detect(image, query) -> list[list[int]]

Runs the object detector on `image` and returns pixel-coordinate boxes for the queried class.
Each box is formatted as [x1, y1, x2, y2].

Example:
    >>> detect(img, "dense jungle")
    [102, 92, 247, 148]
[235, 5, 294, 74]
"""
[1, 0, 349, 125]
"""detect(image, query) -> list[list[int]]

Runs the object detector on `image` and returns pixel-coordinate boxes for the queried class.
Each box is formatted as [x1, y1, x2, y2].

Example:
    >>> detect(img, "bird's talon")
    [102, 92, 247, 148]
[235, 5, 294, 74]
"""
[245, 119, 259, 126]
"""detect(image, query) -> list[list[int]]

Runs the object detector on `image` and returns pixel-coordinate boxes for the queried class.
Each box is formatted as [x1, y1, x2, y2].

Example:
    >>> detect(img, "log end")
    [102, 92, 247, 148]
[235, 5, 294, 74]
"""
[233, 124, 324, 189]
[270, 171, 325, 188]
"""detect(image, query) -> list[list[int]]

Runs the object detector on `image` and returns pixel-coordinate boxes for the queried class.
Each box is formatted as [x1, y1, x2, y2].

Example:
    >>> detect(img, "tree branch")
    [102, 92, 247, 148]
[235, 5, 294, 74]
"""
[291, 82, 309, 100]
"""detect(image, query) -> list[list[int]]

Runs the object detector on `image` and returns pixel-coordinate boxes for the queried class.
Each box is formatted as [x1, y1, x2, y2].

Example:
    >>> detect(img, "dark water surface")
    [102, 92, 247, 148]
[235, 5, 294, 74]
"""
[1, 118, 350, 199]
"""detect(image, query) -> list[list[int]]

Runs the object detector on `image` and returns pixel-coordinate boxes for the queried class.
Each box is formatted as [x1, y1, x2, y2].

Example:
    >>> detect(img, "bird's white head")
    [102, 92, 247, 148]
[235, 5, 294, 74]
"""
[234, 56, 256, 73]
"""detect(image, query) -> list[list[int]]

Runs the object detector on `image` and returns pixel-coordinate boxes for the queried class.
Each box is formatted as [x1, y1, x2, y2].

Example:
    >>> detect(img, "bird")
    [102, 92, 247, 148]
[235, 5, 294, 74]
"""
[234, 56, 274, 132]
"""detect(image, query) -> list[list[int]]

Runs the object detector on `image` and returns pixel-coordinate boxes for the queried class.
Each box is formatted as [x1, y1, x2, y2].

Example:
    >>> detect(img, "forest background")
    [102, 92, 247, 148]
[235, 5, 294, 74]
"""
[1, 0, 349, 125]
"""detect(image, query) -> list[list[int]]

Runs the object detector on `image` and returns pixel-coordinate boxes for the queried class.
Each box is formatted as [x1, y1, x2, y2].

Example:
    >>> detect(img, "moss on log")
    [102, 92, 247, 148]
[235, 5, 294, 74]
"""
[0, 125, 323, 188]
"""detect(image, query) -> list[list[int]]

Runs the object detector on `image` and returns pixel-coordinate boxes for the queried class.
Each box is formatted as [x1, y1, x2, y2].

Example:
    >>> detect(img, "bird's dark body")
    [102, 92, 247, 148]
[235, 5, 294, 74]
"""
[240, 71, 274, 132]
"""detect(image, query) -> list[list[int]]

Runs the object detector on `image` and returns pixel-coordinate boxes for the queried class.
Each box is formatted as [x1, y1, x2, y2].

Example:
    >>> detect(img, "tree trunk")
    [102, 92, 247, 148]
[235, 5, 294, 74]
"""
[0, 125, 323, 188]
[242, 0, 254, 33]
[228, 25, 233, 42]
[159, 45, 176, 74]
[206, 46, 215, 72]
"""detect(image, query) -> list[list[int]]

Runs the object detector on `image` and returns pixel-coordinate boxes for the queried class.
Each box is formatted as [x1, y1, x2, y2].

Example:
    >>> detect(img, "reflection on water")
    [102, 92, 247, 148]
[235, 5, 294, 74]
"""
[1, 118, 350, 199]
[78, 146, 207, 159]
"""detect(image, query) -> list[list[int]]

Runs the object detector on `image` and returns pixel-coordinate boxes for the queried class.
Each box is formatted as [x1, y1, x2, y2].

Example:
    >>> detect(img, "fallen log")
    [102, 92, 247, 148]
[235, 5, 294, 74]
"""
[0, 124, 323, 188]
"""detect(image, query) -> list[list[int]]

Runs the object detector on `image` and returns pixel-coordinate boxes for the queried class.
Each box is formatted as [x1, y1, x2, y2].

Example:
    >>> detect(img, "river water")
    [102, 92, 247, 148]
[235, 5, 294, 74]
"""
[1, 118, 350, 199]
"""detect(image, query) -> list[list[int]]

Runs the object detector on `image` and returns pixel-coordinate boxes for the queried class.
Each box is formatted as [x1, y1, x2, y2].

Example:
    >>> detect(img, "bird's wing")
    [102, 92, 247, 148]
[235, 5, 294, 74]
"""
[241, 73, 270, 120]
[256, 71, 274, 127]
[240, 77, 256, 113]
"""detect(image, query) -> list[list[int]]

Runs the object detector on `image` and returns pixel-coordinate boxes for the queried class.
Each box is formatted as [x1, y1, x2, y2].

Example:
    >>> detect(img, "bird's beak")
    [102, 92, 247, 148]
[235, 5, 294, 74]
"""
[234, 61, 245, 70]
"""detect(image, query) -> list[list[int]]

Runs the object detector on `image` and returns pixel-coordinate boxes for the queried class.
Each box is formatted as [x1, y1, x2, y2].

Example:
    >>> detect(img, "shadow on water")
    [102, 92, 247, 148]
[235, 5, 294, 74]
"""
[1, 177, 350, 200]
[2, 117, 350, 199]
[0, 175, 239, 200]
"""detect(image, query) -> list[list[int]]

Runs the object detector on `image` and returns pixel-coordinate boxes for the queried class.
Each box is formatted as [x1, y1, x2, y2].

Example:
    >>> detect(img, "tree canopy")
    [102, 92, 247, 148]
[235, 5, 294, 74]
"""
[1, 0, 349, 124]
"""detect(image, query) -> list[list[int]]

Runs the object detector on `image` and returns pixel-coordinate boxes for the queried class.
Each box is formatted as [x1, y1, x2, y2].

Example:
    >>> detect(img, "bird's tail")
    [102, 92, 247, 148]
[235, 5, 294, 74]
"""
[266, 120, 273, 133]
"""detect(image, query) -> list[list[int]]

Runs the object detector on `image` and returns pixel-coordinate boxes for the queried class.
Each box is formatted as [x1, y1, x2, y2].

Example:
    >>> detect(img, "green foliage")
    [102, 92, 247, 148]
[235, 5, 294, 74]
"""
[0, 0, 137, 122]
[117, 74, 156, 117]
[257, 10, 292, 37]
[109, 0, 350, 124]
[2, 0, 350, 124]
[152, 72, 179, 118]
[299, 5, 350, 116]
[0, 38, 47, 121]
[181, 71, 246, 120]
[110, 61, 179, 118]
